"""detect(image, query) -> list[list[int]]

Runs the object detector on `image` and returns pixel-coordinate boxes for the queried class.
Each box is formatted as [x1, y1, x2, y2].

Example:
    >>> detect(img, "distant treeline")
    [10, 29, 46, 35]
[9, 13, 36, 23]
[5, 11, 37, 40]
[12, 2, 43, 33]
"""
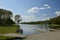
[21, 21, 47, 24]
[21, 16, 60, 25]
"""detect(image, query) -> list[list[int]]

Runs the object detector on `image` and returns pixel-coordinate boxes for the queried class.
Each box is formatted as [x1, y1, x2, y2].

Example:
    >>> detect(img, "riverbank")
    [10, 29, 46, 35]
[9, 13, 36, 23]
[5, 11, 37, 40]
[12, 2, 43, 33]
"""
[25, 30, 60, 40]
[0, 25, 19, 34]
[0, 25, 20, 40]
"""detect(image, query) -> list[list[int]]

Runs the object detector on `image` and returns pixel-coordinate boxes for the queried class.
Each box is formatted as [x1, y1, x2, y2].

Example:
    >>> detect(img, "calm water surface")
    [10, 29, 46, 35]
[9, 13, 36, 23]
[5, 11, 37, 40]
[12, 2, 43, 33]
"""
[20, 24, 49, 35]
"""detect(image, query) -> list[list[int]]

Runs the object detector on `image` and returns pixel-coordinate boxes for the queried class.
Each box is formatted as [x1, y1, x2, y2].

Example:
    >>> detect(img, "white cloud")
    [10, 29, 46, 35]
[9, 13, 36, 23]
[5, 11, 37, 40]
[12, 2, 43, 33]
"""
[21, 15, 36, 22]
[55, 11, 60, 16]
[47, 6, 51, 9]
[21, 15, 51, 22]
[44, 17, 50, 20]
[44, 4, 49, 7]
[37, 17, 50, 21]
[40, 7, 45, 10]
[27, 7, 40, 13]
[41, 17, 50, 21]
[44, 4, 51, 9]
[27, 4, 51, 13]
[43, 14, 47, 16]
[21, 15, 43, 22]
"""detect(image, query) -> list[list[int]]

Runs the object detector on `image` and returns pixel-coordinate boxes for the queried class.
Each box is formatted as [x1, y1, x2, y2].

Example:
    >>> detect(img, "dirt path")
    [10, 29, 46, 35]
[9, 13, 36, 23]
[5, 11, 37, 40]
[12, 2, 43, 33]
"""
[25, 30, 60, 40]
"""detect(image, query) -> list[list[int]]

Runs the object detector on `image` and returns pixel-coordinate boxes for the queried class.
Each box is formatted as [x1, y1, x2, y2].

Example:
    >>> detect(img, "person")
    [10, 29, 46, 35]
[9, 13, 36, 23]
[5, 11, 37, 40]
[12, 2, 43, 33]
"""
[20, 29, 23, 34]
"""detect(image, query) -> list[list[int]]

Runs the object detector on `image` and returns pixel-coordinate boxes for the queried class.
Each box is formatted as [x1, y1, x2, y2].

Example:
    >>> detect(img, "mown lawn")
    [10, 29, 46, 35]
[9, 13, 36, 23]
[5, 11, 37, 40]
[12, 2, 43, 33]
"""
[0, 25, 20, 40]
[0, 25, 19, 34]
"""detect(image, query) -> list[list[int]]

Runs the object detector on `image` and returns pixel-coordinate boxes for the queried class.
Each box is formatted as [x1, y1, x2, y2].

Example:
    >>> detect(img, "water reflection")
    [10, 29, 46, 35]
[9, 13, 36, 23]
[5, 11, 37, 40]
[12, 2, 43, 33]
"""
[20, 24, 49, 35]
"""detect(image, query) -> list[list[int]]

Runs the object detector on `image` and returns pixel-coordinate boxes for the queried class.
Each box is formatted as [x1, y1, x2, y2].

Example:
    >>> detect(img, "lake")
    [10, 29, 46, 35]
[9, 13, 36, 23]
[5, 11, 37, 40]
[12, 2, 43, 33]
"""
[20, 24, 49, 35]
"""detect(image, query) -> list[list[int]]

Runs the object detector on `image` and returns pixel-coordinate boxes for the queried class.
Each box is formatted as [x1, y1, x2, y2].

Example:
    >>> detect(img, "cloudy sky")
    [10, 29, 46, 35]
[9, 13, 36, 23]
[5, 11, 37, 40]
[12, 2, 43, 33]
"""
[0, 0, 60, 22]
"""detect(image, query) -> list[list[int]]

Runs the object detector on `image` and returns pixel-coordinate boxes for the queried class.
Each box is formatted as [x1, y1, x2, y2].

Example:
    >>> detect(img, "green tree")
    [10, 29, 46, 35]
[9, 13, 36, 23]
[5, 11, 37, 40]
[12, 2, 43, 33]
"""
[0, 9, 14, 25]
[15, 15, 22, 24]
[49, 16, 60, 24]
[0, 9, 12, 19]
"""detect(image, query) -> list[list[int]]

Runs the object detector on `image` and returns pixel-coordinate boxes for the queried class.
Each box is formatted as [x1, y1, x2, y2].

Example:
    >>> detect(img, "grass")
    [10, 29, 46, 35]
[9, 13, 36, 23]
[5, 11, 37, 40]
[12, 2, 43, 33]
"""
[0, 24, 20, 40]
[0, 36, 8, 40]
[0, 25, 19, 34]
[0, 36, 12, 40]
[0, 27, 18, 34]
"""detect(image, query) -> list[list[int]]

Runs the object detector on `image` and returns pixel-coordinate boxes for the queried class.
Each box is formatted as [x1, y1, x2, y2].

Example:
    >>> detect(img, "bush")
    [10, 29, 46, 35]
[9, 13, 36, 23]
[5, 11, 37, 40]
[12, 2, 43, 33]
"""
[49, 25, 60, 29]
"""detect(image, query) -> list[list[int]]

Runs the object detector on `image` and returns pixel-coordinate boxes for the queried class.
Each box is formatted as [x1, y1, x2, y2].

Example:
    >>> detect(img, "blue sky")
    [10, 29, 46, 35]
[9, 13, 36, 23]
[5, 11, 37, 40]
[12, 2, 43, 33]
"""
[0, 0, 60, 22]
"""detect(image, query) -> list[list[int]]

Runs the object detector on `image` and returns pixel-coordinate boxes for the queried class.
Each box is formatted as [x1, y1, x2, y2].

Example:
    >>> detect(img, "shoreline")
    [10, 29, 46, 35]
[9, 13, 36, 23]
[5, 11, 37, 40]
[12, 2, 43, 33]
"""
[25, 30, 60, 40]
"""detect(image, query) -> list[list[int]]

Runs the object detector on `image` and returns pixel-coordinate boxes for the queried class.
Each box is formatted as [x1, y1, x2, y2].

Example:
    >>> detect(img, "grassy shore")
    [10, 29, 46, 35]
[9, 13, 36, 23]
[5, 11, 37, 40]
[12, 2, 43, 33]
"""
[0, 25, 19, 34]
[0, 25, 20, 40]
[0, 36, 11, 40]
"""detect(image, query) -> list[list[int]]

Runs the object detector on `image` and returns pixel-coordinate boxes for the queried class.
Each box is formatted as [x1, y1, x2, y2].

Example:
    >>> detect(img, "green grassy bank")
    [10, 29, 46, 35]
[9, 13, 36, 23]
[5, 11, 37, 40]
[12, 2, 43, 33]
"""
[0, 25, 19, 34]
[0, 36, 11, 40]
[0, 25, 20, 40]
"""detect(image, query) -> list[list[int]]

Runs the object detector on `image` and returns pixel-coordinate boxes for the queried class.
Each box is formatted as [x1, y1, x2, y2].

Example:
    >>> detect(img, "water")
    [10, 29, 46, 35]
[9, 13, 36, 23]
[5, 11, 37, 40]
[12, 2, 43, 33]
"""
[20, 24, 49, 35]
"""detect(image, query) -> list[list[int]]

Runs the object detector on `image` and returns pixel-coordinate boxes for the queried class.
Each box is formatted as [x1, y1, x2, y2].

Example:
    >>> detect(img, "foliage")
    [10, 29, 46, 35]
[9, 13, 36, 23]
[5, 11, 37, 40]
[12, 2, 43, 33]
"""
[49, 24, 60, 29]
[0, 9, 12, 14]
[0, 9, 15, 25]
[49, 16, 60, 25]
[0, 18, 15, 26]
[15, 15, 22, 24]
[5, 17, 15, 25]
[21, 21, 48, 24]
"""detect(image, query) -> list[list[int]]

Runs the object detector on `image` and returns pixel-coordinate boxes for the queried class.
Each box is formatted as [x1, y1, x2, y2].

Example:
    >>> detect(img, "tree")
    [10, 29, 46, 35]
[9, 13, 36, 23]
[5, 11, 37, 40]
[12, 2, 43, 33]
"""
[0, 9, 14, 25]
[49, 16, 60, 24]
[5, 17, 15, 25]
[15, 15, 22, 24]
[0, 9, 13, 19]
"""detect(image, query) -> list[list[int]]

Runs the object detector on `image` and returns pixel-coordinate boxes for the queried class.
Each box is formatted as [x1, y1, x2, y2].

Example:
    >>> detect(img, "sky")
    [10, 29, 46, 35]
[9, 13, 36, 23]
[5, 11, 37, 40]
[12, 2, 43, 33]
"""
[0, 0, 60, 22]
